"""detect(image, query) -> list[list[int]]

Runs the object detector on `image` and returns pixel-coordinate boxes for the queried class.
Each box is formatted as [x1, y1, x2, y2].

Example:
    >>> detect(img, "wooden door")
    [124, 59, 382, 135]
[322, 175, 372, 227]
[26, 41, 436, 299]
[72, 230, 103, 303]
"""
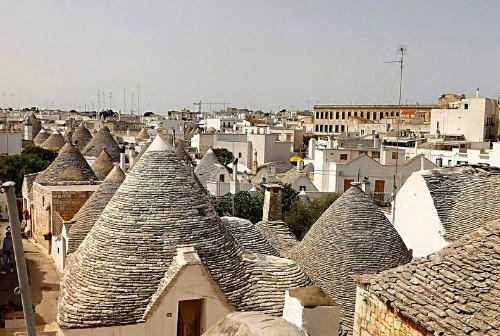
[344, 179, 354, 192]
[177, 299, 202, 336]
[374, 180, 385, 200]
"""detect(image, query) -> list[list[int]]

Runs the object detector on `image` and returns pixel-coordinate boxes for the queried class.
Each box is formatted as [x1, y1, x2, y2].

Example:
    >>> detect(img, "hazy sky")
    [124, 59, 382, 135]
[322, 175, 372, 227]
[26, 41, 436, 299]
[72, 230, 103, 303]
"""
[1, 1, 499, 113]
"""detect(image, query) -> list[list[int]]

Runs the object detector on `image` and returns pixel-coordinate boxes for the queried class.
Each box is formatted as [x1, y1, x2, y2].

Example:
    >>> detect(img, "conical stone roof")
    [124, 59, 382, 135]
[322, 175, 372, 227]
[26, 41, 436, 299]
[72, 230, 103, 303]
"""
[288, 183, 412, 335]
[35, 140, 97, 185]
[91, 149, 115, 180]
[135, 128, 150, 141]
[28, 112, 42, 137]
[41, 129, 66, 151]
[58, 135, 250, 328]
[71, 124, 93, 152]
[130, 137, 152, 168]
[67, 166, 125, 254]
[81, 126, 120, 161]
[33, 128, 49, 146]
[194, 148, 221, 187]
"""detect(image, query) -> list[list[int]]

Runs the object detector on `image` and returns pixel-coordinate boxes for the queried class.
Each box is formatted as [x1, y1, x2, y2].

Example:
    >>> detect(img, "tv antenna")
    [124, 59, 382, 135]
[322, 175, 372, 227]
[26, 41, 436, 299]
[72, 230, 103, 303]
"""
[385, 45, 406, 227]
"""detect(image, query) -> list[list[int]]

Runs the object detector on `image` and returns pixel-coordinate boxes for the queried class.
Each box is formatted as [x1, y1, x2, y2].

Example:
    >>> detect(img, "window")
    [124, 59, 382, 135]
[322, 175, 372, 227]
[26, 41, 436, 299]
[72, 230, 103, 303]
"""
[464, 104, 469, 110]
[320, 125, 324, 132]
[348, 112, 351, 118]
[371, 151, 380, 159]
[329, 111, 333, 119]
[340, 154, 348, 160]
[361, 112, 364, 118]
[392, 152, 398, 160]
[361, 130, 365, 135]
[358, 151, 368, 156]
[367, 112, 371, 120]
[336, 112, 340, 119]
[316, 112, 319, 119]
[315, 125, 319, 132]
[328, 125, 332, 133]
[320, 112, 324, 119]
[219, 174, 225, 182]
[300, 186, 306, 191]
[340, 125, 345, 132]
[335, 125, 339, 132]
[238, 152, 242, 158]
[341, 112, 345, 119]
[354, 112, 358, 117]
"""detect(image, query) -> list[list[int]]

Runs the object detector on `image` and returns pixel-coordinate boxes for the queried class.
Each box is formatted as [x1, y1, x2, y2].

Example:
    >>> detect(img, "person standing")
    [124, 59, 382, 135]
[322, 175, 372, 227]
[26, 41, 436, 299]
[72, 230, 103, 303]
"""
[1, 231, 14, 274]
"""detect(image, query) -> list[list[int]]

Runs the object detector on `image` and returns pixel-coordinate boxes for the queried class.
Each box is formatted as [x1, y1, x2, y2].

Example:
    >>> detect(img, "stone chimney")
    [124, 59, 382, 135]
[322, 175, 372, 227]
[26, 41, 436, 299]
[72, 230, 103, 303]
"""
[361, 176, 371, 195]
[297, 159, 304, 171]
[373, 134, 380, 148]
[262, 183, 283, 221]
[128, 146, 136, 167]
[24, 121, 33, 141]
[252, 149, 258, 175]
[283, 286, 340, 336]
[120, 145, 126, 172]
[269, 164, 276, 176]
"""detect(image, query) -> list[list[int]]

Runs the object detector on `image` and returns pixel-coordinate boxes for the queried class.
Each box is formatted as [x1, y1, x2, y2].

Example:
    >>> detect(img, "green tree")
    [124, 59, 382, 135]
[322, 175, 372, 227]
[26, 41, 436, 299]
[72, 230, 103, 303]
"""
[0, 154, 51, 195]
[284, 192, 340, 239]
[212, 148, 234, 166]
[211, 191, 263, 224]
[23, 146, 58, 164]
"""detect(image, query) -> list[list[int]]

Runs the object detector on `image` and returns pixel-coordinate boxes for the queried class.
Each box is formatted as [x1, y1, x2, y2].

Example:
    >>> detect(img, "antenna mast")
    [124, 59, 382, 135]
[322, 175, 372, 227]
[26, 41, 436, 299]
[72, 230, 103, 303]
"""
[391, 45, 406, 227]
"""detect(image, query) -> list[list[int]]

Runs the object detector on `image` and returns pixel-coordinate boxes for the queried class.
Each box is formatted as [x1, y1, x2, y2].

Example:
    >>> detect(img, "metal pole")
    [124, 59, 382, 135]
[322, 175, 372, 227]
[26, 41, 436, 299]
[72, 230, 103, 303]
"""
[2, 182, 36, 336]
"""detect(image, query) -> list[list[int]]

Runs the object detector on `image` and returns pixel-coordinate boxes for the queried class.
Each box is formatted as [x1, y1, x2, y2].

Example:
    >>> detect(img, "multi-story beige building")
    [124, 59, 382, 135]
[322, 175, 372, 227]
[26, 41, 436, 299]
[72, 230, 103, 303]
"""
[313, 104, 436, 134]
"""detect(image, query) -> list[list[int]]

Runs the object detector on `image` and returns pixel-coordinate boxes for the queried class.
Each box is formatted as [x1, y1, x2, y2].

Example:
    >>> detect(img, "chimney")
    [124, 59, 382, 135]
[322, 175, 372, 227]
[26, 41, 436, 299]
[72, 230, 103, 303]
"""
[120, 145, 126, 172]
[283, 286, 340, 336]
[476, 86, 480, 98]
[436, 156, 443, 167]
[308, 137, 316, 159]
[373, 134, 380, 148]
[24, 121, 33, 141]
[128, 146, 136, 166]
[270, 164, 276, 176]
[262, 184, 283, 221]
[361, 176, 371, 194]
[328, 136, 335, 149]
[252, 149, 258, 175]
[297, 159, 304, 171]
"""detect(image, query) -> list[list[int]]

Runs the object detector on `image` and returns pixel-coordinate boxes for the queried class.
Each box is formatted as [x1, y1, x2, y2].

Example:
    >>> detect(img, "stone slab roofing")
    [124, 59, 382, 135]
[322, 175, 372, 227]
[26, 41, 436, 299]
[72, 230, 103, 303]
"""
[422, 166, 500, 241]
[130, 137, 152, 168]
[254, 220, 299, 257]
[81, 126, 120, 161]
[33, 128, 49, 146]
[28, 112, 42, 137]
[35, 141, 97, 186]
[359, 220, 500, 336]
[41, 129, 66, 151]
[59, 135, 311, 329]
[204, 312, 308, 336]
[221, 217, 280, 256]
[194, 148, 221, 187]
[66, 166, 125, 254]
[91, 149, 115, 181]
[288, 184, 412, 335]
[135, 128, 150, 141]
[71, 124, 93, 152]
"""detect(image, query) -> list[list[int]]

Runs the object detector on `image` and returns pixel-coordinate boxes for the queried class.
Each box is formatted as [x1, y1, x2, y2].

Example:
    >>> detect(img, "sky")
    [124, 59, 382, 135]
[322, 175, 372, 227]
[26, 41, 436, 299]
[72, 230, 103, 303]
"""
[1, 1, 499, 113]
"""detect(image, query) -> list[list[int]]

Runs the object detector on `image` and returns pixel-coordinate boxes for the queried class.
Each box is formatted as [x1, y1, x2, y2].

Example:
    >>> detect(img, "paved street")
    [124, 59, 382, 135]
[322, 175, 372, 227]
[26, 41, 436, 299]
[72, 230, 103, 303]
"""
[0, 221, 60, 335]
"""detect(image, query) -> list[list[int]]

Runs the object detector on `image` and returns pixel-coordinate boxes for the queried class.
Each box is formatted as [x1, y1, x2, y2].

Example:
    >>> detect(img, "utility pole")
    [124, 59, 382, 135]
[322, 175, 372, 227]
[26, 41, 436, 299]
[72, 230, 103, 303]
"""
[131, 94, 134, 116]
[123, 89, 126, 115]
[103, 91, 106, 111]
[97, 89, 100, 113]
[137, 83, 140, 116]
[2, 182, 36, 336]
[109, 92, 112, 110]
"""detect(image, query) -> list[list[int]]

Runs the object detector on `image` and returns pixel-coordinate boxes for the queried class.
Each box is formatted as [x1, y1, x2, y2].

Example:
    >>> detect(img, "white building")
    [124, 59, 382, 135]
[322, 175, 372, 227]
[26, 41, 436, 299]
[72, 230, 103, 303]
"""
[430, 96, 499, 142]
[0, 131, 22, 155]
[393, 166, 500, 257]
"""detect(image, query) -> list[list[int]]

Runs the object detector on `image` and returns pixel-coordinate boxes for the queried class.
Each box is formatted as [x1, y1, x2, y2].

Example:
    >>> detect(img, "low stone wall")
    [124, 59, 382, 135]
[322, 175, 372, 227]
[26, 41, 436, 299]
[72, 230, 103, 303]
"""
[353, 284, 430, 336]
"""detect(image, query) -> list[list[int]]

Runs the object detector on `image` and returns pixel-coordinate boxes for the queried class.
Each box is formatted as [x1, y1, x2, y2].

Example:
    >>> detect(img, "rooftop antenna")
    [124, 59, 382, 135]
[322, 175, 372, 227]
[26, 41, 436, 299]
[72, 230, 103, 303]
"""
[137, 83, 140, 116]
[385, 45, 406, 226]
[123, 88, 126, 116]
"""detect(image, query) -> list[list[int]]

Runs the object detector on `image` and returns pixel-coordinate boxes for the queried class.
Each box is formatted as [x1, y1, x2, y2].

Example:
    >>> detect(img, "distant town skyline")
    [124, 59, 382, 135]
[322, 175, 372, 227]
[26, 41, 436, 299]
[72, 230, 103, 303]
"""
[1, 1, 499, 112]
